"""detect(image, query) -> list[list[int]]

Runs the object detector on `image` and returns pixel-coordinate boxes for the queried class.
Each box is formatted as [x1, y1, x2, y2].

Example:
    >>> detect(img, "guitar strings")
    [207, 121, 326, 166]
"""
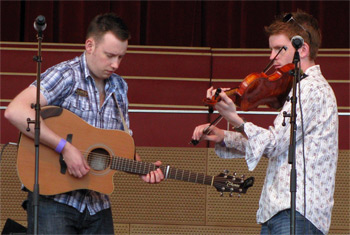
[73, 150, 243, 192]
[77, 150, 156, 174]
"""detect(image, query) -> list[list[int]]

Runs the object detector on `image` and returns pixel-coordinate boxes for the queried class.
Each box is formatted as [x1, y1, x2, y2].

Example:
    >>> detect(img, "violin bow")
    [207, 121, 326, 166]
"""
[263, 46, 287, 73]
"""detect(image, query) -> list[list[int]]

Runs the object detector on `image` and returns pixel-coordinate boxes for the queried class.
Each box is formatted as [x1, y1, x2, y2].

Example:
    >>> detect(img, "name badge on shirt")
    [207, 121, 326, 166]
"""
[75, 88, 88, 97]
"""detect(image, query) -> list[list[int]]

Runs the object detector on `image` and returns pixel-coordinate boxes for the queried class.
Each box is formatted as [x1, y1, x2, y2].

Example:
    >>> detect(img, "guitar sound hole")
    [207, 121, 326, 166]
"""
[87, 148, 111, 171]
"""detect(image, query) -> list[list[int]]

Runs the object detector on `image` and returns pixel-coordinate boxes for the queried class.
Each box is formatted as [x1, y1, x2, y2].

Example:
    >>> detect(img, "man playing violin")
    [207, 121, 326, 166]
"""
[192, 10, 338, 235]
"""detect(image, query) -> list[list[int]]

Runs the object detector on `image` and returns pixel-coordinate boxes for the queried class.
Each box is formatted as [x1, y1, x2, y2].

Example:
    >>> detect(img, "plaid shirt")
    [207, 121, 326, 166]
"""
[32, 53, 130, 215]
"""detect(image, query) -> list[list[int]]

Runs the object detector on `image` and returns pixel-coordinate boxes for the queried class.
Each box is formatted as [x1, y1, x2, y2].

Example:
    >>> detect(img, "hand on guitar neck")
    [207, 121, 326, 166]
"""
[135, 153, 164, 183]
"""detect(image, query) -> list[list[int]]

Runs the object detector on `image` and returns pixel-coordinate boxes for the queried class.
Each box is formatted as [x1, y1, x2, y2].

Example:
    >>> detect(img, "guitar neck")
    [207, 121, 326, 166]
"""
[111, 156, 214, 186]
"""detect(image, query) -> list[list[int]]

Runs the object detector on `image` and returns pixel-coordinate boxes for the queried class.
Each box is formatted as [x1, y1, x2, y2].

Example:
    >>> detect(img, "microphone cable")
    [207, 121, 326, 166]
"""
[0, 142, 18, 163]
[297, 63, 307, 235]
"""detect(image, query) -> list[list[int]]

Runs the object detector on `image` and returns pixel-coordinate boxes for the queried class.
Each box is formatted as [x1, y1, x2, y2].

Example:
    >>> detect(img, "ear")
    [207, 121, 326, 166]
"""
[85, 38, 95, 54]
[299, 42, 310, 59]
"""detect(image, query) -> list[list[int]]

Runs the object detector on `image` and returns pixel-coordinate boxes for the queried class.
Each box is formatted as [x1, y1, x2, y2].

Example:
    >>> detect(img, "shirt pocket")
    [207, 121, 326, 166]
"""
[65, 94, 92, 119]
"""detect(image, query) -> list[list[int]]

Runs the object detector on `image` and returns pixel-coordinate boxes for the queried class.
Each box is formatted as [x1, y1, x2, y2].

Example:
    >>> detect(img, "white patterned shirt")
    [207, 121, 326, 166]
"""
[215, 65, 338, 234]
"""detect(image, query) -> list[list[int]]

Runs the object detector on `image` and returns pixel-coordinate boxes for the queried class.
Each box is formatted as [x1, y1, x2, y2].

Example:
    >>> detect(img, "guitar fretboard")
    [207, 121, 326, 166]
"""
[111, 156, 214, 186]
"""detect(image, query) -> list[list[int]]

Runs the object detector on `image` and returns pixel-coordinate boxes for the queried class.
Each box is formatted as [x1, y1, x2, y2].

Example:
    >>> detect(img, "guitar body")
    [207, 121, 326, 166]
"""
[17, 106, 135, 196]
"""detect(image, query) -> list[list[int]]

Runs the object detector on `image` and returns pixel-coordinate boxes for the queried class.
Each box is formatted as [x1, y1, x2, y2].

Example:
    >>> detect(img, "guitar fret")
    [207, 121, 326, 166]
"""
[169, 168, 174, 179]
[126, 159, 130, 172]
[177, 169, 182, 180]
[143, 162, 149, 174]
[174, 168, 178, 179]
[197, 174, 203, 184]
[182, 170, 188, 181]
[182, 170, 186, 181]
[111, 157, 115, 170]
[137, 161, 141, 174]
[131, 160, 136, 173]
[122, 158, 127, 171]
[204, 176, 210, 185]
[136, 161, 139, 173]
[114, 157, 118, 170]
[128, 159, 132, 172]
[118, 157, 122, 170]
[129, 159, 133, 172]
[187, 171, 191, 182]
[136, 161, 140, 174]
[119, 157, 123, 171]
[104, 155, 108, 169]
[118, 157, 122, 171]
[116, 157, 120, 170]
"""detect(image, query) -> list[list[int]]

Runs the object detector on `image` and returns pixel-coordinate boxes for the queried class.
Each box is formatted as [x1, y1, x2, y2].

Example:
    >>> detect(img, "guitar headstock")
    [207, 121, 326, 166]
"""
[212, 170, 254, 197]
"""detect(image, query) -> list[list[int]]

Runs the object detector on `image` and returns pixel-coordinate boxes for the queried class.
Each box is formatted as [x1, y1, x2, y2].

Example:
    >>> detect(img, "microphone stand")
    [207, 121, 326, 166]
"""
[287, 49, 301, 235]
[27, 25, 44, 235]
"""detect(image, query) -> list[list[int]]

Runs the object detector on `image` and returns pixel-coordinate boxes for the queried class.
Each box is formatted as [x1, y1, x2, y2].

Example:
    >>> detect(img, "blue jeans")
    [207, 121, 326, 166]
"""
[26, 192, 114, 234]
[260, 209, 323, 235]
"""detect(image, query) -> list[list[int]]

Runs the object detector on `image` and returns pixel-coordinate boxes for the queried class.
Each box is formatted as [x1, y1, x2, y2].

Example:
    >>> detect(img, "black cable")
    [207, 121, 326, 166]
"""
[0, 143, 9, 163]
[0, 142, 18, 163]
[298, 69, 307, 234]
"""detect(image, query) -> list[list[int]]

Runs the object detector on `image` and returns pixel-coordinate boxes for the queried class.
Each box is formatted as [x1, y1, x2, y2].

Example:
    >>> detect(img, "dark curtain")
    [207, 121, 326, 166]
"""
[1, 0, 349, 48]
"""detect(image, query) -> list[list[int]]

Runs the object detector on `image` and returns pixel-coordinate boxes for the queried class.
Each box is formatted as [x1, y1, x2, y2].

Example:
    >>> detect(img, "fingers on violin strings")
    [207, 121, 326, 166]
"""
[207, 86, 214, 98]
[219, 91, 232, 103]
[221, 87, 231, 92]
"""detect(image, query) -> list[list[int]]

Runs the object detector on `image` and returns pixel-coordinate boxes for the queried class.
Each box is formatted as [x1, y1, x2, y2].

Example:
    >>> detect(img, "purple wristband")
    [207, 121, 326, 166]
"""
[55, 139, 67, 154]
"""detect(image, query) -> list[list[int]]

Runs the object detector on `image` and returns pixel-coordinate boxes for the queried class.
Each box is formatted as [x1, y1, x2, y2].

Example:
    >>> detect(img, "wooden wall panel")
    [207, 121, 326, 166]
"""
[206, 148, 263, 227]
[0, 145, 349, 234]
[0, 144, 27, 229]
[1, 42, 349, 148]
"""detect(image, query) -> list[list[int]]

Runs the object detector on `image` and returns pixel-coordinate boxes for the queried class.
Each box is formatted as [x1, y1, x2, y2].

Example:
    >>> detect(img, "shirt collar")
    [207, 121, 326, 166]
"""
[304, 64, 321, 77]
[81, 52, 91, 81]
[80, 52, 118, 91]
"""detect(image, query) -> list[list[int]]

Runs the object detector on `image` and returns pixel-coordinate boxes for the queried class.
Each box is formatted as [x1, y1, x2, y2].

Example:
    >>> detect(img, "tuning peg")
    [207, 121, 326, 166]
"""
[229, 188, 234, 197]
[237, 194, 241, 198]
[233, 172, 237, 179]
[220, 192, 224, 197]
[241, 174, 245, 181]
[222, 169, 229, 178]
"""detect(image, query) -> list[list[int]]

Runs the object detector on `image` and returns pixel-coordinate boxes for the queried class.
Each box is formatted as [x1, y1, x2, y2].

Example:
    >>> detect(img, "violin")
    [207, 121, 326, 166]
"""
[190, 46, 295, 146]
[203, 63, 295, 111]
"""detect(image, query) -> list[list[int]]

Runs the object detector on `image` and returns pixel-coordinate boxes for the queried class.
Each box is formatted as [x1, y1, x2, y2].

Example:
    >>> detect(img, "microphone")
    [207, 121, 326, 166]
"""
[291, 35, 304, 50]
[33, 15, 47, 32]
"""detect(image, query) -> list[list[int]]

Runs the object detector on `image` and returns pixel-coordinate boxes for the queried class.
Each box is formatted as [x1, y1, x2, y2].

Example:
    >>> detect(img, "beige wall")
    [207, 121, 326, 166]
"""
[1, 144, 349, 234]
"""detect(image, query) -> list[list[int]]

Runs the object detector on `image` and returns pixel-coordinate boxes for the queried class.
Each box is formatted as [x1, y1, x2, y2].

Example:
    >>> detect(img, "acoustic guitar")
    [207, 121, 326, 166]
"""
[17, 106, 254, 196]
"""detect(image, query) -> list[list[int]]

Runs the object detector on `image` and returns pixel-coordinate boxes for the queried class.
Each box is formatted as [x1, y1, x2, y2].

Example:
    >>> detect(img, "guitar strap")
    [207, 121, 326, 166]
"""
[112, 93, 131, 135]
